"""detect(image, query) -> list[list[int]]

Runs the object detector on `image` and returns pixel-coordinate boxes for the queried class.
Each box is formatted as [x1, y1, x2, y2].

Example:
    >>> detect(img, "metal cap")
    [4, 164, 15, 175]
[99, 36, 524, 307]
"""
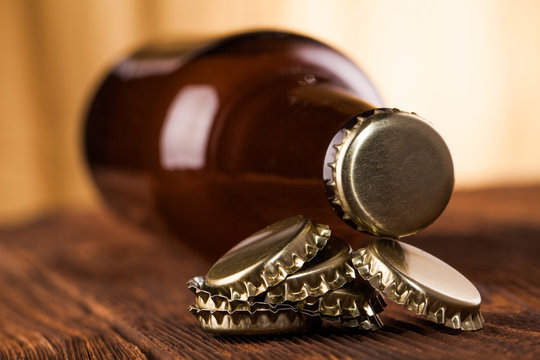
[205, 215, 330, 300]
[324, 108, 454, 238]
[188, 306, 321, 335]
[298, 279, 386, 330]
[264, 236, 356, 303]
[351, 238, 484, 331]
[188, 276, 294, 313]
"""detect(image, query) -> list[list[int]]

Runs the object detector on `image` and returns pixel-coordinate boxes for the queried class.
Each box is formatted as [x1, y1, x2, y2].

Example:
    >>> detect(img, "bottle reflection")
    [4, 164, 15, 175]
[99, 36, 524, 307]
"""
[160, 84, 219, 170]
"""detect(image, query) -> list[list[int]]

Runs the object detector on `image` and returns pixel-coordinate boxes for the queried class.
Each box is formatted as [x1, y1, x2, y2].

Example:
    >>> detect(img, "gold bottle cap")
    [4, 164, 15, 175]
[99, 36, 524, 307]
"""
[326, 315, 383, 330]
[188, 306, 321, 335]
[298, 280, 386, 330]
[264, 236, 356, 303]
[351, 238, 484, 331]
[205, 215, 330, 300]
[325, 108, 454, 238]
[298, 280, 386, 318]
[188, 276, 293, 312]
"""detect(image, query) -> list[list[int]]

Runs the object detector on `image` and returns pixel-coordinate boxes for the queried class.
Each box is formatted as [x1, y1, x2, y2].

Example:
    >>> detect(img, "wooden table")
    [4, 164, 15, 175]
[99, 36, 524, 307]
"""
[0, 186, 539, 359]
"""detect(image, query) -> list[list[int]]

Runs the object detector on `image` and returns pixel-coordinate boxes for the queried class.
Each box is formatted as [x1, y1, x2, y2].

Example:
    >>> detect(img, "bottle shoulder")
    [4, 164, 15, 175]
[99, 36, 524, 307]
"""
[110, 31, 382, 106]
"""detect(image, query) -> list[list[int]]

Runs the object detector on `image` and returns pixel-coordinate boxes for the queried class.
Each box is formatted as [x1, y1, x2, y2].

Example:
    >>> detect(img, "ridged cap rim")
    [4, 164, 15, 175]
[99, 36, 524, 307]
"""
[351, 239, 484, 331]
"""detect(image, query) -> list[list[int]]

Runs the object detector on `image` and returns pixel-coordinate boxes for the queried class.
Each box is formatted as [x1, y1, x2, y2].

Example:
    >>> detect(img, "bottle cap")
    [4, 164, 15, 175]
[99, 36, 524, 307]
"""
[351, 238, 484, 331]
[264, 236, 356, 303]
[188, 276, 293, 312]
[327, 316, 383, 330]
[205, 215, 330, 300]
[325, 108, 454, 238]
[298, 280, 386, 330]
[188, 306, 321, 335]
[298, 280, 386, 318]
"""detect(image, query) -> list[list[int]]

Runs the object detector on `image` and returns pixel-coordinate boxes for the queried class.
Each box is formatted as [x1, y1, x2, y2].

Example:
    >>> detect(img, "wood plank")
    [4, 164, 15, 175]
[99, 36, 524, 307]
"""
[1, 186, 539, 359]
[0, 240, 147, 360]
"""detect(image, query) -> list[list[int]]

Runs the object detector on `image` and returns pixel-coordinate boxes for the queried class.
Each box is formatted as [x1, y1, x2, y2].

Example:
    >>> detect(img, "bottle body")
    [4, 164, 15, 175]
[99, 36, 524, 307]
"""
[85, 31, 453, 259]
[86, 31, 384, 257]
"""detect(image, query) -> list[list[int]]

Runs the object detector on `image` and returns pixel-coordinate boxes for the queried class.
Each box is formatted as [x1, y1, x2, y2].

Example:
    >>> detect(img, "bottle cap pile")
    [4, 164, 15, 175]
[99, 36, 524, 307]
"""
[188, 215, 484, 334]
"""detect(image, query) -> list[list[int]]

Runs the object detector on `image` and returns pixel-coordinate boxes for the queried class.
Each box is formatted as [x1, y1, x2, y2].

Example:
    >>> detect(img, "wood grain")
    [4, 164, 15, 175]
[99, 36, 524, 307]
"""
[0, 186, 539, 359]
[0, 240, 146, 359]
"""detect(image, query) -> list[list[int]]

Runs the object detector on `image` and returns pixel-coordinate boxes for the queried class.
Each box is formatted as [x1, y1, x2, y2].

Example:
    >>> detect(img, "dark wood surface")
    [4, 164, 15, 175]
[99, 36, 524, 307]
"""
[0, 186, 539, 359]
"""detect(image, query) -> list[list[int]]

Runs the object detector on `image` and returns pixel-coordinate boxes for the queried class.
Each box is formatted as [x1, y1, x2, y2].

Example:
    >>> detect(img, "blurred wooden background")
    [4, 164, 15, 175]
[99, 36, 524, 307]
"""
[1, 0, 540, 225]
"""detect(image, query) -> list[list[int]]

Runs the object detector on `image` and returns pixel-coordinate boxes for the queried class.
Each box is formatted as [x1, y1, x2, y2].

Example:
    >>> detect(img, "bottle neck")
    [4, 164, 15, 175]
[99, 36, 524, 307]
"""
[290, 83, 378, 120]
[210, 81, 380, 180]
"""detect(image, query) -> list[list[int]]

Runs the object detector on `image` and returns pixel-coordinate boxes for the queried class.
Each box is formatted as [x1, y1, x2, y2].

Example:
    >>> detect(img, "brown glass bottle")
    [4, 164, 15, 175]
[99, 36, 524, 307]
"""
[85, 31, 454, 259]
